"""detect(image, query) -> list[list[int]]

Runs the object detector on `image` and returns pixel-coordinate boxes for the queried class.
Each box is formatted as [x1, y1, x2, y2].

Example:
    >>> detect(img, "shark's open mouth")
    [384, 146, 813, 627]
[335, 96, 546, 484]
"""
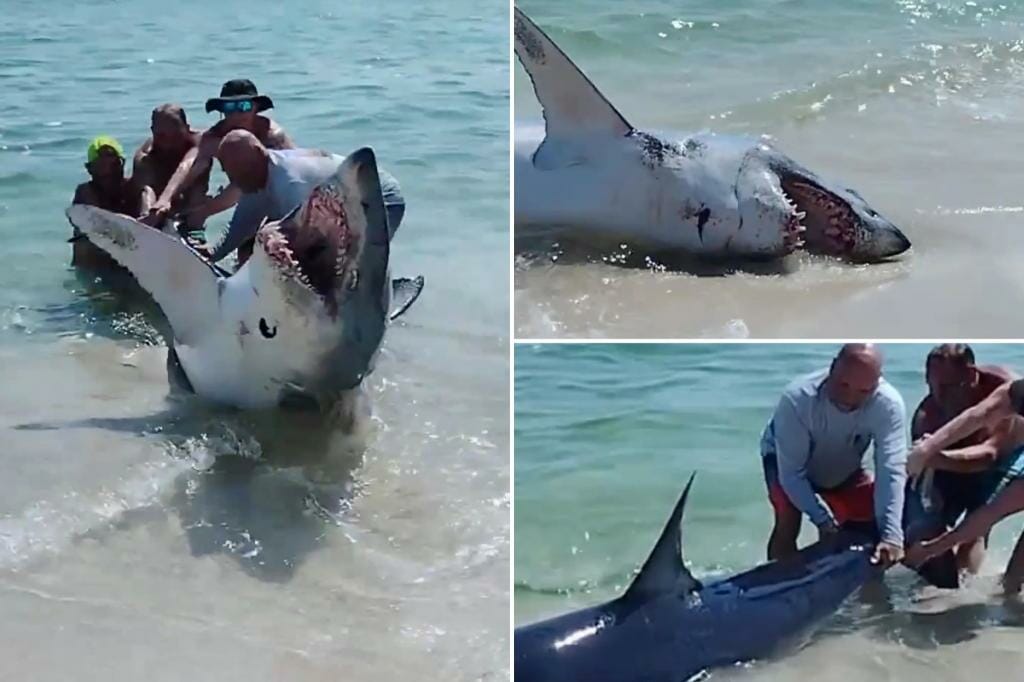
[257, 185, 358, 304]
[779, 176, 856, 256]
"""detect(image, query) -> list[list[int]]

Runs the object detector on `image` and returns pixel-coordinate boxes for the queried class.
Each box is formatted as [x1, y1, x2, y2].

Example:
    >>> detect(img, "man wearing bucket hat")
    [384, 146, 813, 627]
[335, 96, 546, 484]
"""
[70, 136, 143, 268]
[143, 79, 295, 230]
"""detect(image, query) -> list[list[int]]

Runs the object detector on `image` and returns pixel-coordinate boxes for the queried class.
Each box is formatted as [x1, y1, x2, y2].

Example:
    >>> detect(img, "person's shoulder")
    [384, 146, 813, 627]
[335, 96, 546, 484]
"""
[72, 182, 95, 205]
[981, 365, 1017, 385]
[197, 124, 225, 149]
[912, 393, 938, 417]
[910, 394, 939, 434]
[782, 369, 826, 401]
[262, 118, 294, 149]
[133, 137, 154, 162]
[872, 378, 906, 412]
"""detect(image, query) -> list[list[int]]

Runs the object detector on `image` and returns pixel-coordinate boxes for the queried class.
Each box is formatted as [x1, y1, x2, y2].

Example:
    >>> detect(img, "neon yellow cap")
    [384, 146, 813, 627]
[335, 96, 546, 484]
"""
[86, 136, 125, 163]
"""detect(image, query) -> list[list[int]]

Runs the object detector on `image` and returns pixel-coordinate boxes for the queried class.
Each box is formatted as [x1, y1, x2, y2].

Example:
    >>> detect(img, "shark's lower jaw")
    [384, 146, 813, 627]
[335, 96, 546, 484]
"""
[256, 200, 358, 310]
[779, 176, 856, 256]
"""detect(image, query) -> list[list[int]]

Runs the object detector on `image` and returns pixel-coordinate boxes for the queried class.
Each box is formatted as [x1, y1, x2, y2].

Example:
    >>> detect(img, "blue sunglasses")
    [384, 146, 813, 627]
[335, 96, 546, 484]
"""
[220, 100, 254, 113]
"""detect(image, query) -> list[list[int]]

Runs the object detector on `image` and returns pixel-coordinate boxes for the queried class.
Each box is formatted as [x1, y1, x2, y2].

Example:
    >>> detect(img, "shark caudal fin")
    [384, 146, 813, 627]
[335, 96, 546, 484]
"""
[514, 7, 633, 167]
[624, 472, 703, 601]
[66, 205, 222, 346]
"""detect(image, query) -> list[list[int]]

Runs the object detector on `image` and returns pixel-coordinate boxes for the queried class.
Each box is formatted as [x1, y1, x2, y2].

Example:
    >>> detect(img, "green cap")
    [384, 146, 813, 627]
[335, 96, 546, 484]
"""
[86, 136, 125, 163]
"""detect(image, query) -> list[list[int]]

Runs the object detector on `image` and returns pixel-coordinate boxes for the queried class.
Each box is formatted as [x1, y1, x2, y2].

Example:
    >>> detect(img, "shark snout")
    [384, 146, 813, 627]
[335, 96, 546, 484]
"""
[850, 215, 911, 262]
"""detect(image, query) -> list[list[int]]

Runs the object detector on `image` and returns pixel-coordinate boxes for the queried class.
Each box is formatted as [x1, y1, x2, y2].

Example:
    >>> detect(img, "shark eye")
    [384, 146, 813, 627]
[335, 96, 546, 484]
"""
[258, 318, 278, 339]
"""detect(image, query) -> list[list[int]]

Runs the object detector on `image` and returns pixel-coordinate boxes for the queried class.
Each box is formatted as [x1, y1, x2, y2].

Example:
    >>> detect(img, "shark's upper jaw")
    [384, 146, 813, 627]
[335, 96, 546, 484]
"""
[779, 175, 853, 255]
[776, 171, 911, 261]
[256, 186, 359, 313]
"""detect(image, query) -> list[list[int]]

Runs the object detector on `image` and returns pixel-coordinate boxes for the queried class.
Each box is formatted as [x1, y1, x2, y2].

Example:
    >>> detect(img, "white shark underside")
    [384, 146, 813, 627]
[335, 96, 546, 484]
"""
[513, 7, 911, 262]
[67, 148, 421, 411]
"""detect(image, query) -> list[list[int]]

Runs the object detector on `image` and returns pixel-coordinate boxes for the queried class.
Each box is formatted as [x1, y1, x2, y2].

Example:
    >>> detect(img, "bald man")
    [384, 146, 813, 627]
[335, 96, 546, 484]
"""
[760, 344, 908, 567]
[206, 130, 404, 265]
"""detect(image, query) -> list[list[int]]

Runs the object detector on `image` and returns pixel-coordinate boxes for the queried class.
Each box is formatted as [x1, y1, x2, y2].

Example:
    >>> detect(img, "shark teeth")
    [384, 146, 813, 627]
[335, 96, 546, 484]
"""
[780, 181, 864, 253]
[256, 210, 359, 301]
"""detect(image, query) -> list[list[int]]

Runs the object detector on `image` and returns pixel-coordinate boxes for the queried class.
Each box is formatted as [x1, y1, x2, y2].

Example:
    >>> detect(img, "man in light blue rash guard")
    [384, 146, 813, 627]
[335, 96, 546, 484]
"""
[760, 343, 907, 568]
[204, 129, 405, 265]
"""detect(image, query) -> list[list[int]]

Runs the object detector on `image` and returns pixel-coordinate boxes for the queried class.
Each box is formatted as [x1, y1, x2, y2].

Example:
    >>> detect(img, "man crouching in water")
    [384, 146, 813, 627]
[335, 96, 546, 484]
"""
[760, 343, 907, 568]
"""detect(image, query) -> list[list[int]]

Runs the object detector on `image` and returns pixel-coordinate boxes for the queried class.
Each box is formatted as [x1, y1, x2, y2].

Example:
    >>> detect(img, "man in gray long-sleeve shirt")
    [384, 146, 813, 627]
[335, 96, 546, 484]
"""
[204, 130, 405, 265]
[760, 344, 907, 568]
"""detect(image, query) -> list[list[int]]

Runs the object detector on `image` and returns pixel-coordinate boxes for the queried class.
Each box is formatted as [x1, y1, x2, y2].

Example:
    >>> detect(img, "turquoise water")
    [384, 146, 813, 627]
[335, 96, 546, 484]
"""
[514, 0, 1024, 131]
[515, 343, 1024, 677]
[514, 0, 1024, 338]
[3, 0, 508, 343]
[0, 2, 508, 680]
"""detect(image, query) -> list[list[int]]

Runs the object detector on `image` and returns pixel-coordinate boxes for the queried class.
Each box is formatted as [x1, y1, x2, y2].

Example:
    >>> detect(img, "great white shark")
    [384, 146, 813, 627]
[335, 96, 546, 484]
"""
[515, 475, 957, 682]
[513, 7, 912, 262]
[66, 147, 422, 411]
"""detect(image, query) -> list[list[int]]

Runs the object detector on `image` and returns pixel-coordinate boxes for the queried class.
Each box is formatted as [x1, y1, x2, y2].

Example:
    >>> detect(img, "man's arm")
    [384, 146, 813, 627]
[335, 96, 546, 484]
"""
[153, 136, 217, 212]
[912, 382, 1014, 464]
[871, 393, 908, 546]
[910, 397, 937, 441]
[774, 396, 832, 527]
[185, 184, 243, 225]
[208, 195, 267, 263]
[929, 441, 1001, 473]
[908, 479, 1024, 567]
[131, 150, 158, 216]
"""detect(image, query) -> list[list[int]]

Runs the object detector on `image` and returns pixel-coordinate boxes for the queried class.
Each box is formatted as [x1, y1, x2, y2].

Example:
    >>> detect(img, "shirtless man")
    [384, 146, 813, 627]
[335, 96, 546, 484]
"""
[70, 136, 142, 270]
[208, 130, 405, 266]
[910, 344, 1016, 573]
[143, 79, 295, 228]
[907, 376, 1024, 593]
[132, 103, 206, 235]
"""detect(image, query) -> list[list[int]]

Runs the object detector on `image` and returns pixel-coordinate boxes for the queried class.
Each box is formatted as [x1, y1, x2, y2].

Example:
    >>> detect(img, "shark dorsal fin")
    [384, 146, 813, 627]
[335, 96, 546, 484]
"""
[514, 7, 633, 144]
[624, 473, 702, 601]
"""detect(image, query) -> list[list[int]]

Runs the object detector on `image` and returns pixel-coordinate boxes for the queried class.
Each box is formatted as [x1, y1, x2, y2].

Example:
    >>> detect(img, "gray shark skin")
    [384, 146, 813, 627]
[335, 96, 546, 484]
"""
[515, 475, 955, 682]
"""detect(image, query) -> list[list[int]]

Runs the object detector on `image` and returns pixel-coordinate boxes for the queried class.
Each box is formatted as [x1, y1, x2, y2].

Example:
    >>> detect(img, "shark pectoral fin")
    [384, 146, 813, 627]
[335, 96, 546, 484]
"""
[624, 472, 703, 601]
[66, 205, 222, 346]
[389, 276, 424, 321]
[514, 7, 633, 146]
